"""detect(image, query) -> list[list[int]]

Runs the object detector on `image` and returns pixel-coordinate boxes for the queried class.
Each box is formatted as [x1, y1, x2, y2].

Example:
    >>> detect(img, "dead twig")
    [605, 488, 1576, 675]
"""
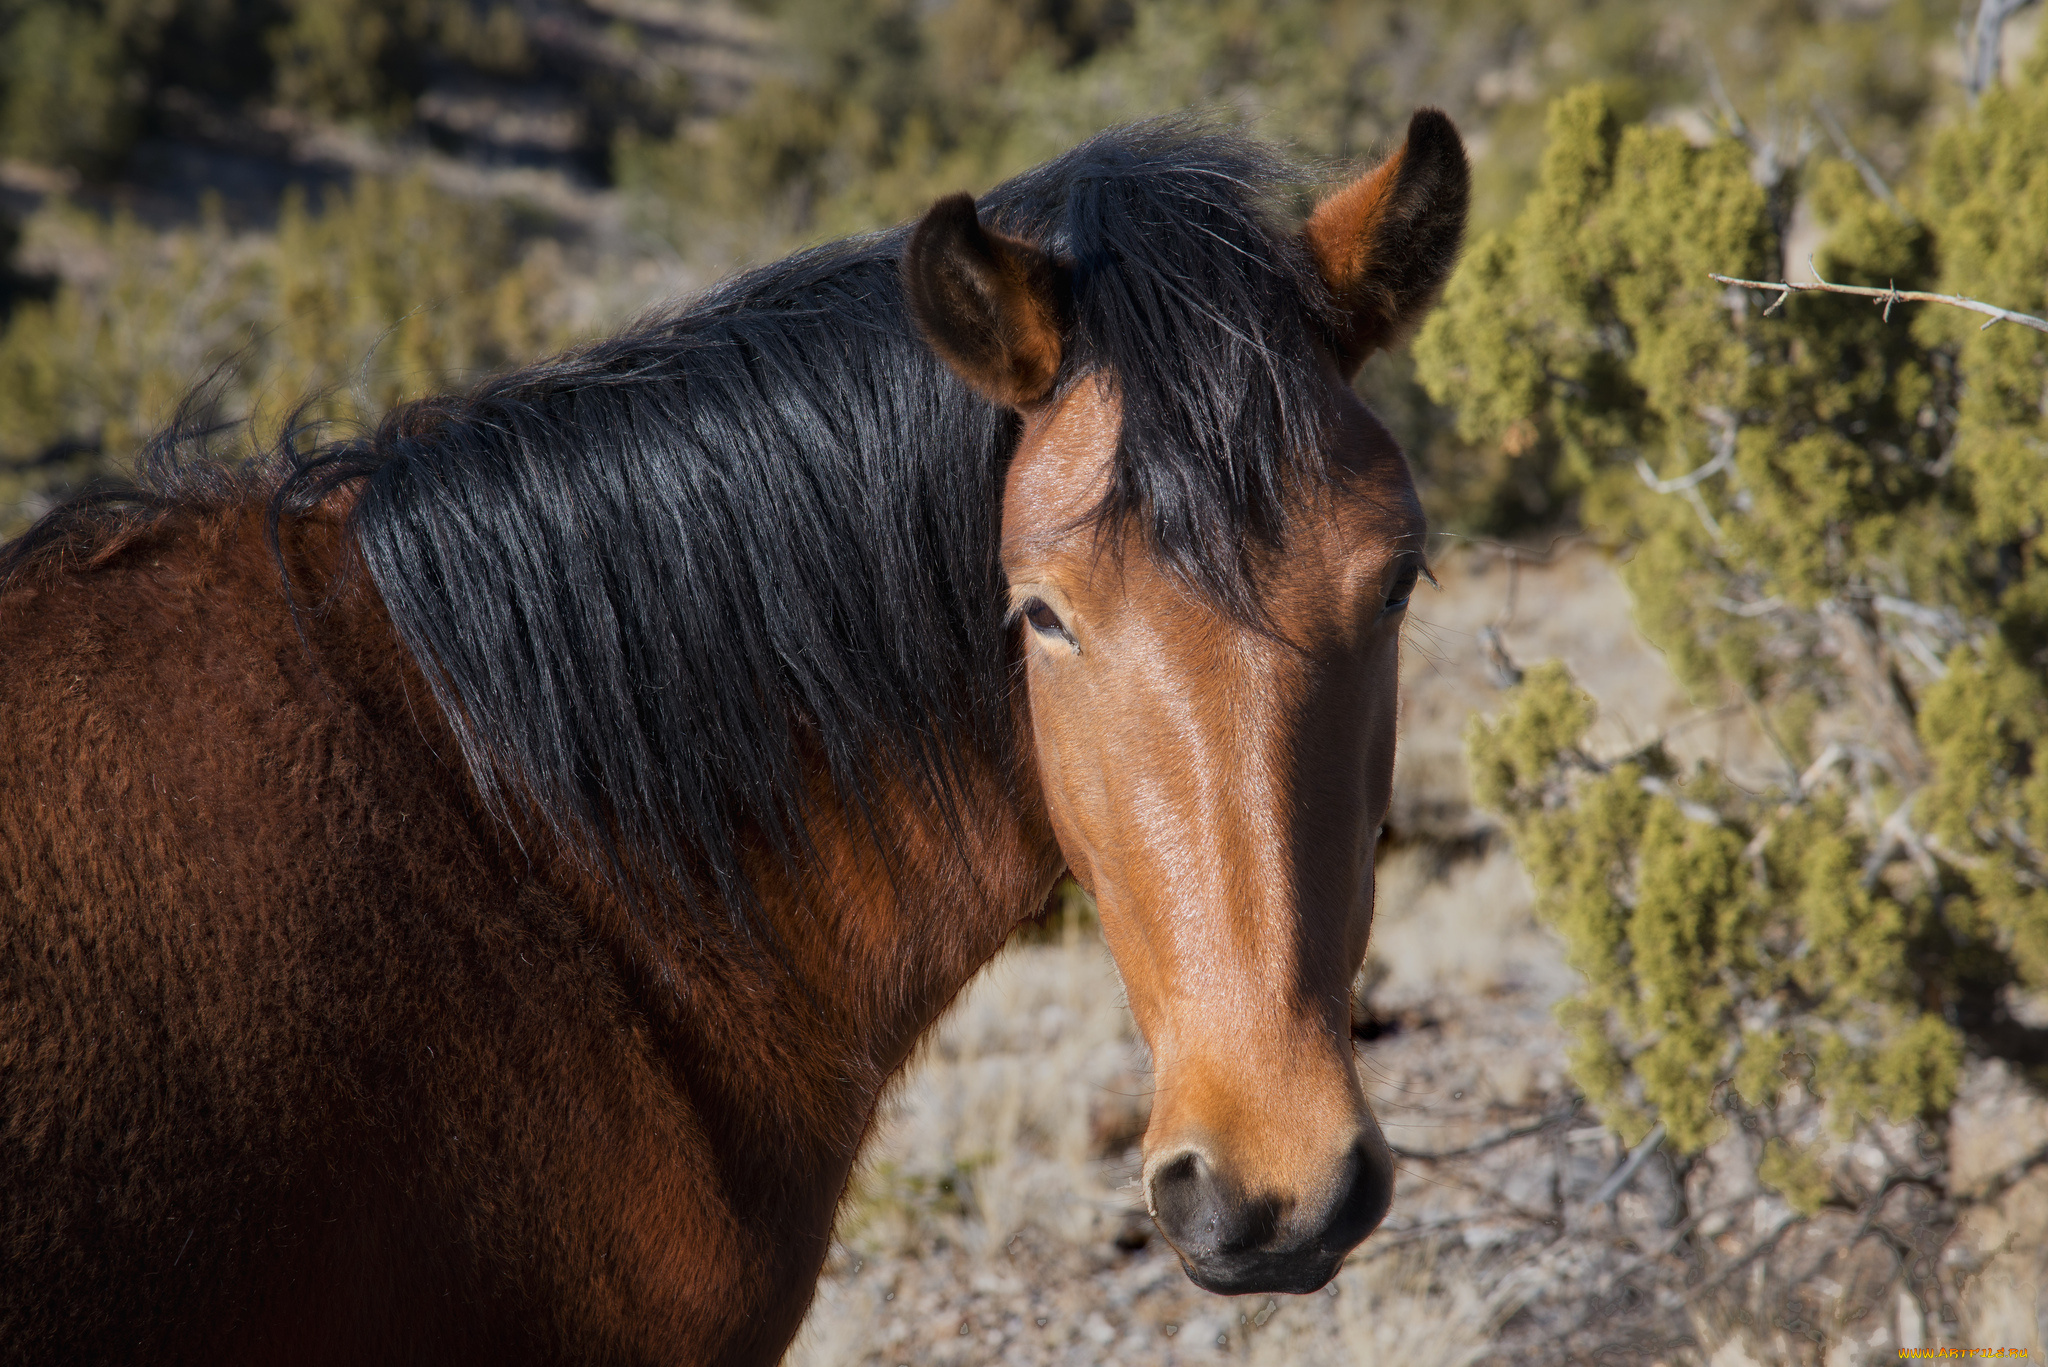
[1841, 1168, 1946, 1249]
[1702, 48, 1749, 145]
[1634, 450, 1730, 496]
[1963, 0, 2041, 101]
[1478, 545, 1525, 688]
[1590, 1121, 1667, 1207]
[1683, 1213, 1805, 1303]
[1635, 405, 1740, 543]
[1809, 96, 1911, 224]
[1712, 264, 2048, 335]
[1389, 1101, 1583, 1162]
[1398, 1162, 1560, 1228]
[1637, 778, 1724, 827]
[1861, 791, 1941, 890]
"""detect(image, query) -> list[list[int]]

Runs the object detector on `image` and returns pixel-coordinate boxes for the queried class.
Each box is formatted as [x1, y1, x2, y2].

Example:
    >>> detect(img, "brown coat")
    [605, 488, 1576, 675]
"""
[0, 500, 1054, 1365]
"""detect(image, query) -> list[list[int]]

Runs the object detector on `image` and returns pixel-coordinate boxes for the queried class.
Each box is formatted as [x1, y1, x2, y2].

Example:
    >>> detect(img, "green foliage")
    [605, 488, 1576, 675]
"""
[1472, 669, 1965, 1165]
[268, 0, 399, 120]
[1465, 659, 1596, 810]
[622, 0, 1959, 252]
[0, 175, 575, 532]
[1416, 88, 1770, 539]
[1453, 69, 2048, 1181]
[1919, 639, 2048, 986]
[0, 0, 1977, 534]
[0, 2, 133, 169]
[1757, 1136, 1832, 1216]
[0, 1, 584, 173]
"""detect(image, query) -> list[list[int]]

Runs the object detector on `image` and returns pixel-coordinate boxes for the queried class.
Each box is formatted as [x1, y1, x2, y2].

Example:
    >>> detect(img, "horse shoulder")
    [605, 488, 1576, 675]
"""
[0, 501, 764, 1363]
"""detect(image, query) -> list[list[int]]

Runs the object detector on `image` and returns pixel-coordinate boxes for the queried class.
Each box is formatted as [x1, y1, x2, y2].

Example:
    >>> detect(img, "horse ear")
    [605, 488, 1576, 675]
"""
[1304, 108, 1470, 376]
[903, 193, 1071, 408]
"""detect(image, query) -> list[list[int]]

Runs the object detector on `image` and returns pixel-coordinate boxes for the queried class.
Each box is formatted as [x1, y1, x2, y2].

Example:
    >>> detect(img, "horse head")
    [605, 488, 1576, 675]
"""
[902, 110, 1468, 1295]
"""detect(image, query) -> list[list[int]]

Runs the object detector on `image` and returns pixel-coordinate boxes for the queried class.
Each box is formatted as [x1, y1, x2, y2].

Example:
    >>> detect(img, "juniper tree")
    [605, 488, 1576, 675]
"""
[1420, 68, 2048, 1209]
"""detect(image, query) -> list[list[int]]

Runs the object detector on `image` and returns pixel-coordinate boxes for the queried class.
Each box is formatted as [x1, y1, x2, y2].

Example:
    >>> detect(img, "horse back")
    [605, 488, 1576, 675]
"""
[0, 502, 769, 1365]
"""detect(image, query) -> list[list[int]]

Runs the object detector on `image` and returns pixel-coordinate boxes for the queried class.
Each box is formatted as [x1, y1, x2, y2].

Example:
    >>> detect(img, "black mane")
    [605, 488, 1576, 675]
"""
[9, 121, 1340, 922]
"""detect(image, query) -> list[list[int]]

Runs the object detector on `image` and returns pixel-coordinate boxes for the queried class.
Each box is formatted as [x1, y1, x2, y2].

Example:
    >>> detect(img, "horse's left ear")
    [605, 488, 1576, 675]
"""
[1305, 108, 1470, 376]
[903, 193, 1072, 409]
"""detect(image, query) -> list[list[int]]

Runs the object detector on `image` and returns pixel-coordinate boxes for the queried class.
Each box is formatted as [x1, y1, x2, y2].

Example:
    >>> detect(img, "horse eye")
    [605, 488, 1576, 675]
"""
[1384, 561, 1421, 611]
[1024, 599, 1064, 635]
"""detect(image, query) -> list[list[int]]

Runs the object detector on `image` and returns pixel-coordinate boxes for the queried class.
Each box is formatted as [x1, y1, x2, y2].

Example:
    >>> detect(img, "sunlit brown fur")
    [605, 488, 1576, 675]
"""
[935, 109, 1464, 1292]
[1305, 108, 1470, 371]
[1000, 367, 1421, 1289]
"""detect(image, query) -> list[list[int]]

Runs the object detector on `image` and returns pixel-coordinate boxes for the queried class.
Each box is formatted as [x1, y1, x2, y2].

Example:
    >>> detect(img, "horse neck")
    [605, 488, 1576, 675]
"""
[289, 497, 1062, 1170]
[770, 739, 1065, 1069]
[528, 726, 1062, 1194]
[532, 670, 1062, 1176]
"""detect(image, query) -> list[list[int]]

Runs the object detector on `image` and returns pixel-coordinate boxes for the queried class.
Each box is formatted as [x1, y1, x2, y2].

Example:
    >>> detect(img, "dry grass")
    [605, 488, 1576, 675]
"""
[785, 920, 1522, 1366]
[1366, 837, 1571, 1011]
[839, 923, 1142, 1265]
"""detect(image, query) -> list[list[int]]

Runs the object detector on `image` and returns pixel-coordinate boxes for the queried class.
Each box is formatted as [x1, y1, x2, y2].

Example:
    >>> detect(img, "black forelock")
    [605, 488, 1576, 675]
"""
[981, 119, 1339, 614]
[6, 121, 1343, 930]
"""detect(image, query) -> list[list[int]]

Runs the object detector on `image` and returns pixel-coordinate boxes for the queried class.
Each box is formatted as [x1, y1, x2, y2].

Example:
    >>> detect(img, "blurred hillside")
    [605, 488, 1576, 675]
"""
[0, 0, 2017, 533]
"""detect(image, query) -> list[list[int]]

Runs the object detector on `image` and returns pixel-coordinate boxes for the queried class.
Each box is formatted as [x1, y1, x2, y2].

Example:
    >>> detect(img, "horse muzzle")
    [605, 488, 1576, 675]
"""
[1145, 1134, 1393, 1295]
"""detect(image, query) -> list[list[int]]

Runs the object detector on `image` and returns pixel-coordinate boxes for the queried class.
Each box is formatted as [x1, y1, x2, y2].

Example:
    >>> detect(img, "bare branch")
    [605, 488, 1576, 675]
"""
[1873, 595, 1965, 638]
[1635, 404, 1744, 542]
[1634, 450, 1731, 496]
[1683, 1213, 1805, 1303]
[1874, 595, 1964, 681]
[1479, 546, 1526, 688]
[1389, 1102, 1583, 1162]
[1817, 598, 1931, 786]
[1590, 1121, 1667, 1206]
[1963, 0, 2041, 101]
[1397, 1158, 1563, 1227]
[1477, 625, 1523, 689]
[1701, 48, 1750, 145]
[1740, 689, 1806, 793]
[1809, 97, 1911, 223]
[1861, 791, 1940, 889]
[1714, 595, 1785, 617]
[1923, 828, 2048, 889]
[1891, 628, 1950, 681]
[1798, 741, 1849, 795]
[1711, 267, 2048, 335]
[1637, 777, 1723, 827]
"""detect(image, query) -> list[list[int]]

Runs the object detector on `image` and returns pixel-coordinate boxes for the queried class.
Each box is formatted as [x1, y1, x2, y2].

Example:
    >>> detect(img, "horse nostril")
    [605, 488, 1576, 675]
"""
[1322, 1139, 1394, 1251]
[1146, 1151, 1204, 1228]
[1146, 1151, 1283, 1257]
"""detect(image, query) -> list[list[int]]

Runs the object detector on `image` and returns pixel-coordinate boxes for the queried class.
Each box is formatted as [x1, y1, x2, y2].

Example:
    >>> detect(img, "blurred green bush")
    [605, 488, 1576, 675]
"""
[0, 173, 572, 530]
[0, 1, 553, 171]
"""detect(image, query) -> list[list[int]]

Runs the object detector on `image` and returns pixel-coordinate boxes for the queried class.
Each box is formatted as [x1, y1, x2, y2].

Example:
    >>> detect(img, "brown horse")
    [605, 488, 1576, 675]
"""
[0, 112, 1465, 1365]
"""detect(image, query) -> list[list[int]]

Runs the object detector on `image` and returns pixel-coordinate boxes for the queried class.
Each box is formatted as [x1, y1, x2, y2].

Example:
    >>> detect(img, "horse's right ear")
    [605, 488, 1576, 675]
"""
[1304, 108, 1470, 376]
[903, 193, 1071, 409]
